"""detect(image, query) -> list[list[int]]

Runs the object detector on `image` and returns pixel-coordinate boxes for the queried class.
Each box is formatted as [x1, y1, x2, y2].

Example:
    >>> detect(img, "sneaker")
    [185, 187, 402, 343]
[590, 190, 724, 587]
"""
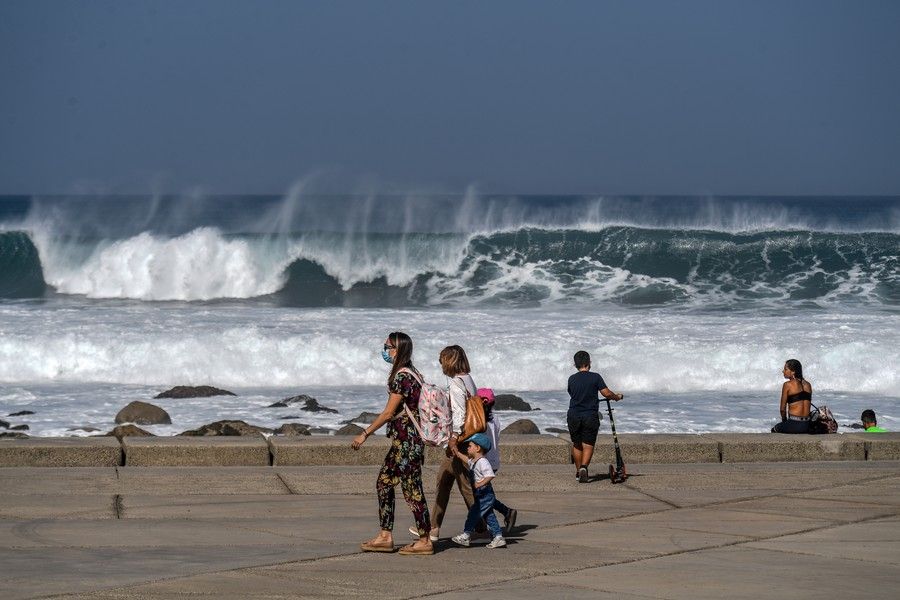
[487, 535, 507, 549]
[578, 466, 589, 483]
[451, 532, 471, 547]
[408, 525, 439, 542]
[503, 508, 518, 534]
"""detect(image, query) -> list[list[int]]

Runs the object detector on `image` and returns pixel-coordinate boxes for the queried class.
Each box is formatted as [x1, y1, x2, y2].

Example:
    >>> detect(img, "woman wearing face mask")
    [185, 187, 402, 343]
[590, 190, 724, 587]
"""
[351, 331, 433, 555]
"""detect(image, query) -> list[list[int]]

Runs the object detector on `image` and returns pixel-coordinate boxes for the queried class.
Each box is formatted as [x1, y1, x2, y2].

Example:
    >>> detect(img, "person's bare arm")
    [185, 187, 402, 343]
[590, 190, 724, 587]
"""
[600, 387, 624, 401]
[779, 382, 789, 420]
[352, 392, 404, 450]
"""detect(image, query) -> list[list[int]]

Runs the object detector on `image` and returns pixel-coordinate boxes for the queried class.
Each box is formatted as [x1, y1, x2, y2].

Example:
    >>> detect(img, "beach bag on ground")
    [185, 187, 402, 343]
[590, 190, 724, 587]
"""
[809, 403, 838, 434]
[399, 368, 452, 446]
[457, 378, 487, 440]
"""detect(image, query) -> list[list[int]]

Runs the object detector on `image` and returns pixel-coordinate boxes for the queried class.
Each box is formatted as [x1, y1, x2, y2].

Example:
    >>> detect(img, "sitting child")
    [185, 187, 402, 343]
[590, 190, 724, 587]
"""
[451, 432, 506, 549]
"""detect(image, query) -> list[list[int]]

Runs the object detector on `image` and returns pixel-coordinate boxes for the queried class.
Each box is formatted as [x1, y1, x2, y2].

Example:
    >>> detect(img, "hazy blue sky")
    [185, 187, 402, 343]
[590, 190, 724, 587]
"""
[1, 0, 899, 195]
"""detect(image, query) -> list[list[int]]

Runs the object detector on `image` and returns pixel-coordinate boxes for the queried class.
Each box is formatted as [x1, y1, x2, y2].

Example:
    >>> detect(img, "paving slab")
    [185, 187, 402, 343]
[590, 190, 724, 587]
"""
[115, 467, 288, 494]
[615, 505, 826, 539]
[120, 494, 376, 521]
[538, 545, 900, 600]
[0, 543, 354, 600]
[715, 495, 898, 523]
[123, 437, 270, 466]
[0, 495, 117, 520]
[0, 467, 119, 495]
[746, 516, 900, 566]
[526, 516, 750, 555]
[0, 518, 307, 549]
[427, 581, 659, 600]
[707, 433, 866, 462]
[788, 475, 900, 507]
[0, 438, 122, 467]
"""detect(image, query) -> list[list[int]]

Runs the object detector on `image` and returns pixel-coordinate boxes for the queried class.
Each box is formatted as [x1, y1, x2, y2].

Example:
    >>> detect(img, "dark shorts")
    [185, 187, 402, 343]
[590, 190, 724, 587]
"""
[567, 412, 600, 446]
[771, 419, 810, 434]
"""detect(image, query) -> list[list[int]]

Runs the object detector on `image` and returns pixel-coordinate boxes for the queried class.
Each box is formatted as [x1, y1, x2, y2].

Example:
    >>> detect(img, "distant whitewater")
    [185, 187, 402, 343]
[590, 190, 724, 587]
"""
[1, 194, 897, 437]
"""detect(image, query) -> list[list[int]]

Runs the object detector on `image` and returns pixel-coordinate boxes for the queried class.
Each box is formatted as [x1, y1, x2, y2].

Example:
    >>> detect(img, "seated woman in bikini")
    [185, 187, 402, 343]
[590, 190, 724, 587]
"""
[771, 359, 812, 434]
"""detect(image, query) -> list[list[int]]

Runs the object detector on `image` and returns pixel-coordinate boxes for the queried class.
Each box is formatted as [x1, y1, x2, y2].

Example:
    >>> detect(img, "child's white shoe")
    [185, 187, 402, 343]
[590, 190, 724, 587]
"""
[487, 535, 506, 548]
[451, 532, 471, 547]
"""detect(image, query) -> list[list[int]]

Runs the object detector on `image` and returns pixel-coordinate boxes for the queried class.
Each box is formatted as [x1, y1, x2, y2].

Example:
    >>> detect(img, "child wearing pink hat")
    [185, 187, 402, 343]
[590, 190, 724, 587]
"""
[477, 388, 517, 535]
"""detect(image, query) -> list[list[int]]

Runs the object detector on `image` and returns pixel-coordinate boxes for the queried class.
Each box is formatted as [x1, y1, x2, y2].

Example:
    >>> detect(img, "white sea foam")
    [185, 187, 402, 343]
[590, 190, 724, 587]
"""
[0, 303, 897, 396]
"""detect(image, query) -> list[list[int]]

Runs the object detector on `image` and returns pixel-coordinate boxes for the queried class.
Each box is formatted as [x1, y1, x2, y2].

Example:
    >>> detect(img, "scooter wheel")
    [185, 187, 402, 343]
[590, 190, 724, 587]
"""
[608, 464, 616, 483]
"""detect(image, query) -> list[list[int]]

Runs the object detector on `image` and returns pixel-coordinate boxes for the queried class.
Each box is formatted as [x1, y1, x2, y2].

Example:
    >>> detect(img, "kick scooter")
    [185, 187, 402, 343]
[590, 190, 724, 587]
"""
[605, 397, 628, 484]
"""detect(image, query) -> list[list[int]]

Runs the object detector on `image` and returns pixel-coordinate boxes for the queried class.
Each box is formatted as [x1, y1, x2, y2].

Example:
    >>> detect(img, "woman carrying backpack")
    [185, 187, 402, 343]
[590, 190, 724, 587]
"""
[351, 331, 433, 555]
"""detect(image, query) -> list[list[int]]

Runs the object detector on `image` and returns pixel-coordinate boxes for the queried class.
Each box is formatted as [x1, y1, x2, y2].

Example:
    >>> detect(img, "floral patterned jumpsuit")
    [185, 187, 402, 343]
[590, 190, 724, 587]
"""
[377, 370, 431, 536]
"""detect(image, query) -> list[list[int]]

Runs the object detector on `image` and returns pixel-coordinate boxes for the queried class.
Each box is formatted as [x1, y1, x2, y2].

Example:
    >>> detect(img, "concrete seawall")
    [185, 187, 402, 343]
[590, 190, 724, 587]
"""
[1, 433, 898, 467]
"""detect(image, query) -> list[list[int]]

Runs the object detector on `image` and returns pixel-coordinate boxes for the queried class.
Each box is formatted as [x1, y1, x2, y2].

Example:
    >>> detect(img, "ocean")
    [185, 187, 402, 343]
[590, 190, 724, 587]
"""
[1, 194, 897, 436]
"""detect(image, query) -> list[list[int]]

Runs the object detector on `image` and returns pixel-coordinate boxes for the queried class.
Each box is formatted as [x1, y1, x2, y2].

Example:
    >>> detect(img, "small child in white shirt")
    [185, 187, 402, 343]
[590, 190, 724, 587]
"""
[451, 432, 506, 548]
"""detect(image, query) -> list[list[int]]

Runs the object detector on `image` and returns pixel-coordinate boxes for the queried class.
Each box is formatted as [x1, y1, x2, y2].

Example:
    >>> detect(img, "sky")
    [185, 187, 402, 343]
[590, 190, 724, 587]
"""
[1, 0, 899, 195]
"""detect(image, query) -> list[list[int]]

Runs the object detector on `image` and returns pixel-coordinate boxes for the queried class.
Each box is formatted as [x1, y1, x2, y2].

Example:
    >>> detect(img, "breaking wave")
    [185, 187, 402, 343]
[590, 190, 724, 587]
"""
[1, 194, 898, 308]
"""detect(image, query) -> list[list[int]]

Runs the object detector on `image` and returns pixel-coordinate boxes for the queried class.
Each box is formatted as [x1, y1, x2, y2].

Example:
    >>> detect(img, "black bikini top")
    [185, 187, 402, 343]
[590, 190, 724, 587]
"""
[786, 390, 811, 404]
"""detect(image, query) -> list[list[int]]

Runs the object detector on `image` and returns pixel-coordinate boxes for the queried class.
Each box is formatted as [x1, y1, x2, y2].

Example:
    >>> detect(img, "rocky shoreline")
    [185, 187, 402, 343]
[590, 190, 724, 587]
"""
[2, 385, 544, 439]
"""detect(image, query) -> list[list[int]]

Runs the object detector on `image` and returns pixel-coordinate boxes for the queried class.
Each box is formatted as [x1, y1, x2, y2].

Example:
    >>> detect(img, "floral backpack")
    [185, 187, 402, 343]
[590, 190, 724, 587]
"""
[399, 368, 452, 447]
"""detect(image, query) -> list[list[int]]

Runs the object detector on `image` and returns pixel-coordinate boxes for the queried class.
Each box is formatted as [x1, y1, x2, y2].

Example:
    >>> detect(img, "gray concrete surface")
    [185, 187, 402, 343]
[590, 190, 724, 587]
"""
[122, 437, 271, 467]
[0, 438, 122, 467]
[4, 433, 900, 467]
[709, 433, 867, 462]
[0, 461, 897, 599]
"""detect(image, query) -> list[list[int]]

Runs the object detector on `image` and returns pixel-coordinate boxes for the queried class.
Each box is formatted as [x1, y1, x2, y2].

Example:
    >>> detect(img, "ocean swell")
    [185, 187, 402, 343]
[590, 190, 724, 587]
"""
[7, 226, 897, 309]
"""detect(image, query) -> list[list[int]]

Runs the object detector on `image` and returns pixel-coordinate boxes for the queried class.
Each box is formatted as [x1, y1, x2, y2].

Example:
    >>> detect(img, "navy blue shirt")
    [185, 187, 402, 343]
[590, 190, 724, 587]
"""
[567, 370, 607, 416]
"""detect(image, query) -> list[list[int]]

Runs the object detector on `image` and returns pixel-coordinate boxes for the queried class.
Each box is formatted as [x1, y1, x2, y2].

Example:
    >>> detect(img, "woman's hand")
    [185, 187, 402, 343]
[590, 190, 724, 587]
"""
[351, 432, 367, 450]
[445, 434, 458, 458]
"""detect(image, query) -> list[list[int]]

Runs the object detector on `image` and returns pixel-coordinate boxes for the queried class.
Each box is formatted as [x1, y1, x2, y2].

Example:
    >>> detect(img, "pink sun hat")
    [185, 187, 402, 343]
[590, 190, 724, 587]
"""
[476, 388, 495, 408]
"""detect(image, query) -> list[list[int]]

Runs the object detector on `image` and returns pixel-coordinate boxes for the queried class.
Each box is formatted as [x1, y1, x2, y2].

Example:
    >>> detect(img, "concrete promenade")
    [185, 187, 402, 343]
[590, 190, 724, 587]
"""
[1, 460, 899, 599]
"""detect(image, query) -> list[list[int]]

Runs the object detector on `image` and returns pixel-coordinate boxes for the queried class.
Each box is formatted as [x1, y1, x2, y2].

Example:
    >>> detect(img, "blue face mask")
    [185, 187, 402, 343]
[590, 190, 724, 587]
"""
[382, 349, 394, 364]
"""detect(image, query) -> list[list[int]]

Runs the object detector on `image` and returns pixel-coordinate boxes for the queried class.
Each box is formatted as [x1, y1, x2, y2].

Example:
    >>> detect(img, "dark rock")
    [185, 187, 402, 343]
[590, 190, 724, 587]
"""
[336, 423, 365, 435]
[0, 419, 8, 429]
[340, 412, 381, 425]
[9, 424, 29, 431]
[268, 395, 337, 413]
[545, 427, 568, 434]
[494, 394, 536, 411]
[279, 415, 301, 420]
[274, 423, 311, 436]
[68, 426, 101, 433]
[179, 420, 273, 437]
[847, 422, 865, 429]
[308, 426, 334, 435]
[154, 386, 237, 399]
[106, 424, 154, 441]
[8, 410, 35, 417]
[501, 419, 540, 434]
[115, 401, 172, 425]
[0, 431, 29, 439]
